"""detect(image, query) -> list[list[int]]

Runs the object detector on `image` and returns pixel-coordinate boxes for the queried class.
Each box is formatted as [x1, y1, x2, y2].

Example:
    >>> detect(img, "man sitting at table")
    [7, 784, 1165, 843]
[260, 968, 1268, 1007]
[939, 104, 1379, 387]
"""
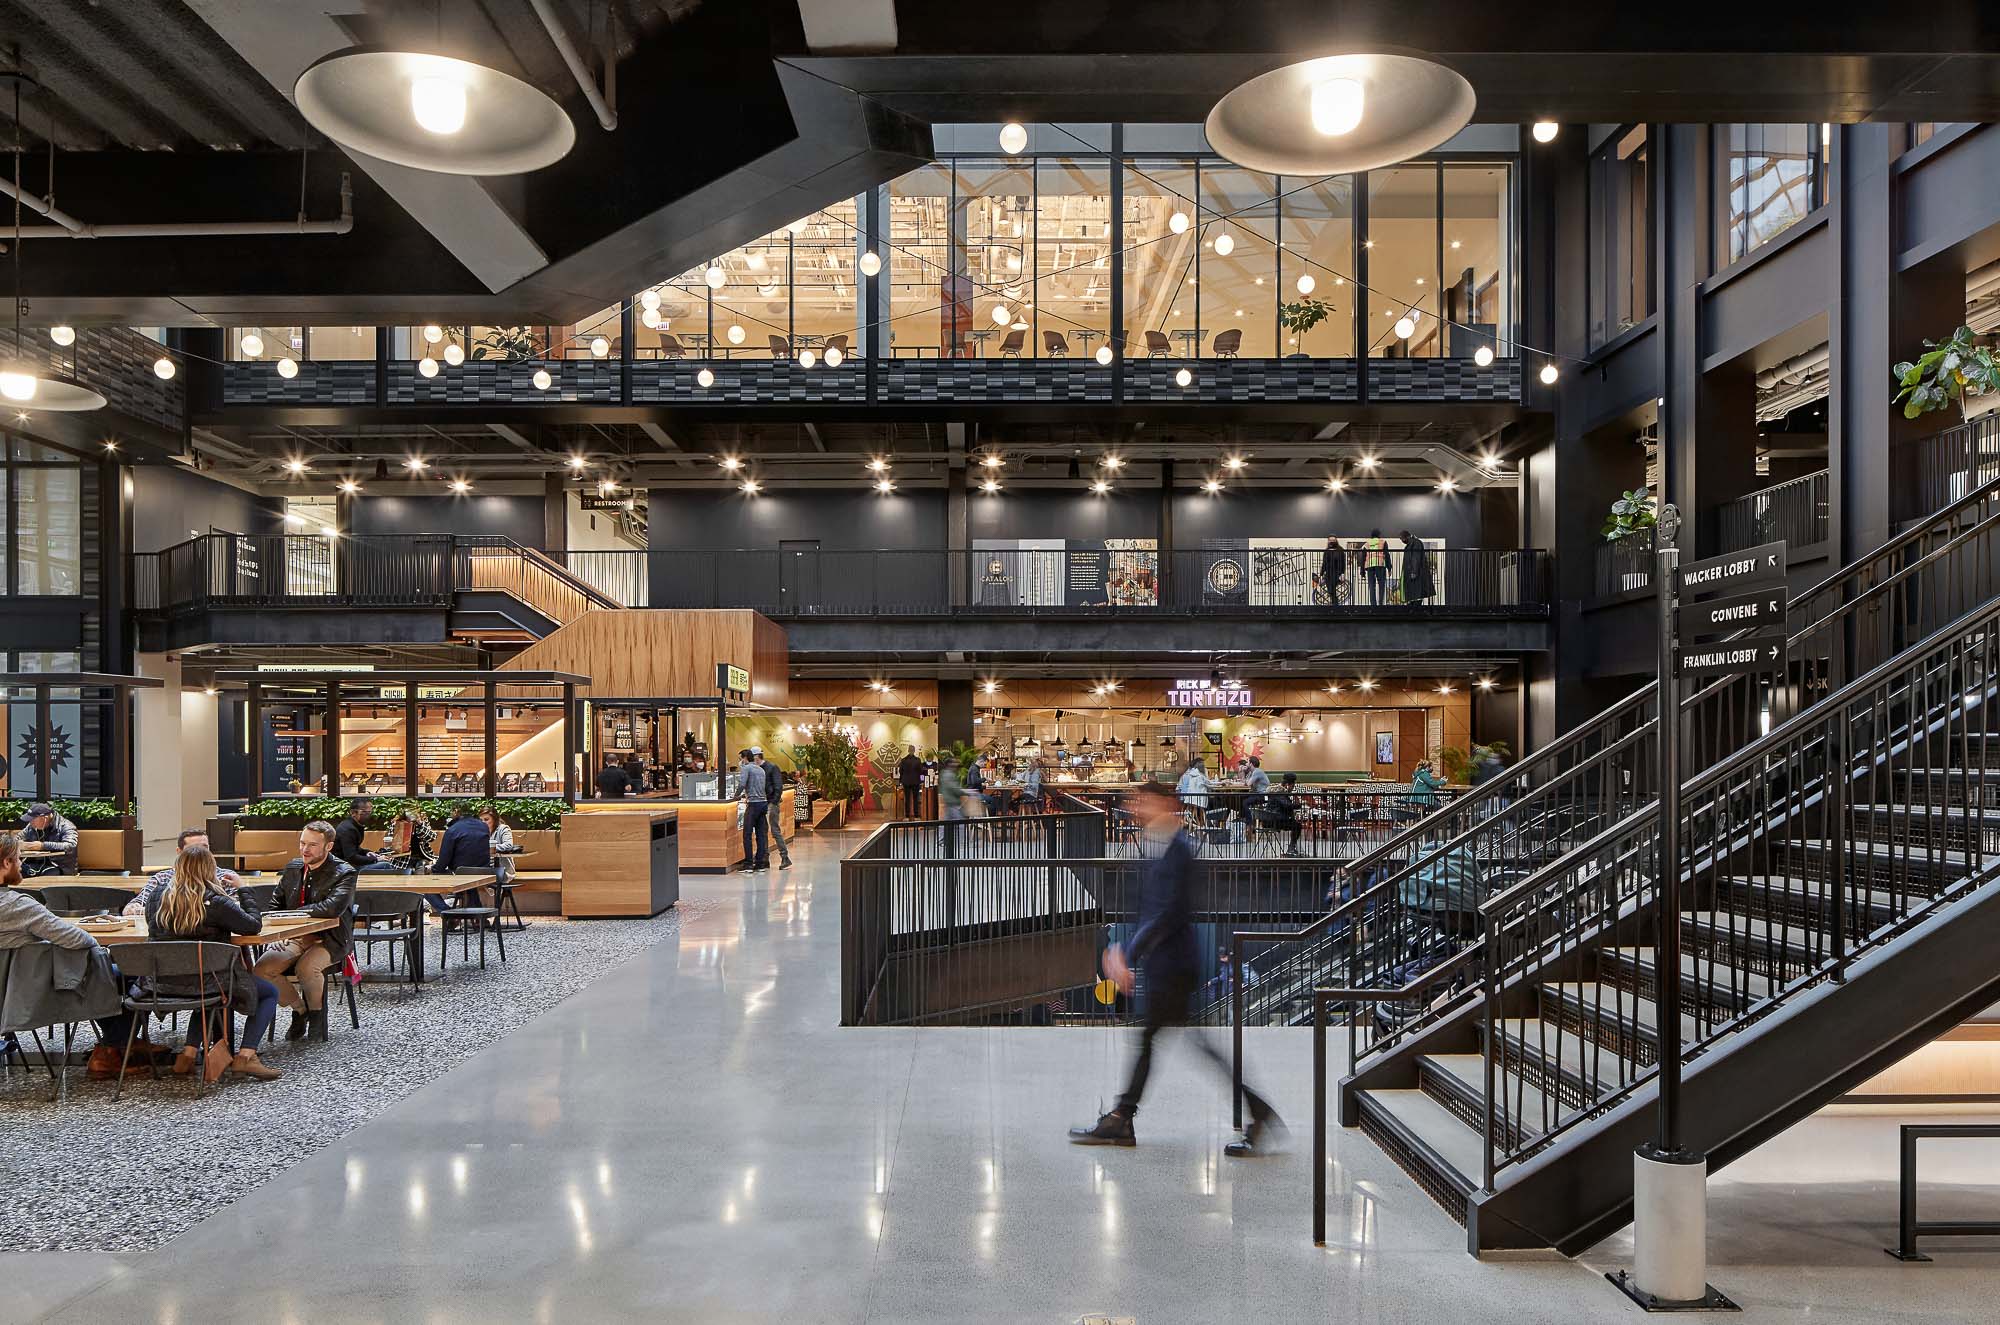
[423, 803, 492, 914]
[333, 798, 403, 873]
[20, 802, 78, 877]
[254, 820, 357, 1041]
[126, 827, 242, 916]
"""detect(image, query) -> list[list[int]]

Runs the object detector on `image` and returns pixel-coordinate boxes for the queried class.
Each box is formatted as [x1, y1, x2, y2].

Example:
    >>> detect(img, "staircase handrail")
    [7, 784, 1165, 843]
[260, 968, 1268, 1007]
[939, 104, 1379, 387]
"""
[450, 534, 625, 611]
[1473, 591, 2000, 1187]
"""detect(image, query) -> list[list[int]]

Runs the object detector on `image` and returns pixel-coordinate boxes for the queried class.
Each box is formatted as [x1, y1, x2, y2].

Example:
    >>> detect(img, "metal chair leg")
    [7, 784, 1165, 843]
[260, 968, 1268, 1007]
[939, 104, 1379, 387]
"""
[492, 912, 506, 963]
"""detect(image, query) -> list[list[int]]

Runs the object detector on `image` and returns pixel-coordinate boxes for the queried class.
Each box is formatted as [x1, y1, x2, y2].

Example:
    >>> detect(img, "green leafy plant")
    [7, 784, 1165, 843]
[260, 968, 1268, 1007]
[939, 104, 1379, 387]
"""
[240, 796, 567, 831]
[1438, 741, 1513, 786]
[1894, 325, 2000, 422]
[1278, 297, 1332, 339]
[1602, 486, 1658, 543]
[471, 326, 539, 362]
[789, 728, 862, 804]
[0, 797, 130, 827]
[940, 740, 984, 769]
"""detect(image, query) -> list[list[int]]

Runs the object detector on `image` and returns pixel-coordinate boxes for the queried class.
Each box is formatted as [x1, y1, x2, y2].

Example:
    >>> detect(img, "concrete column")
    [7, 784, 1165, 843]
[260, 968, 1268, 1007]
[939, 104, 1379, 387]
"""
[937, 679, 974, 748]
[180, 685, 221, 834]
[133, 653, 184, 860]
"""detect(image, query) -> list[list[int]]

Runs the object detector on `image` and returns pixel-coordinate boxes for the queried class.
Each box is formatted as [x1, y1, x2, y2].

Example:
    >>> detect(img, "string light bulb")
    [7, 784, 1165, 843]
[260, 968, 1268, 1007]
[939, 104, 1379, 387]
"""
[1394, 315, 1416, 340]
[1296, 273, 1316, 295]
[1540, 362, 1560, 385]
[704, 264, 726, 289]
[1095, 345, 1113, 365]
[238, 332, 264, 357]
[1532, 120, 1559, 143]
[992, 305, 1012, 326]
[532, 367, 553, 390]
[422, 324, 443, 344]
[798, 348, 817, 368]
[824, 345, 843, 367]
[49, 325, 76, 347]
[697, 368, 714, 388]
[1473, 345, 1495, 368]
[1169, 211, 1190, 235]
[1213, 232, 1235, 256]
[727, 325, 746, 345]
[998, 122, 1028, 154]
[276, 357, 299, 379]
[418, 356, 440, 378]
[640, 308, 661, 329]
[1176, 367, 1193, 387]
[443, 342, 465, 366]
[589, 336, 610, 358]
[153, 357, 176, 380]
[859, 250, 882, 277]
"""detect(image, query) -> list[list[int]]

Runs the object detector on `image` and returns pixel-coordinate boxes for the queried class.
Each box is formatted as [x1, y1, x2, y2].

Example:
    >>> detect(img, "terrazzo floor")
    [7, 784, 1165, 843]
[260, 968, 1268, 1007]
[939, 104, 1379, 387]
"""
[0, 897, 707, 1253]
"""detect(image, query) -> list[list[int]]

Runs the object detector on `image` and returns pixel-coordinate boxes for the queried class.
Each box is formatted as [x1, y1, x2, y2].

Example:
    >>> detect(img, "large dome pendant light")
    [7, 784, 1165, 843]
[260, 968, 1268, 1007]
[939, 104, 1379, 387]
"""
[1, 76, 105, 413]
[295, 49, 576, 175]
[1205, 52, 1476, 175]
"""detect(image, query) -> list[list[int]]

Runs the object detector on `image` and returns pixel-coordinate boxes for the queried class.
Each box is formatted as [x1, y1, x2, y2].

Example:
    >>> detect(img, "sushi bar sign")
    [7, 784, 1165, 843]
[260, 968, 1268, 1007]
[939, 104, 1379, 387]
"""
[1165, 678, 1254, 708]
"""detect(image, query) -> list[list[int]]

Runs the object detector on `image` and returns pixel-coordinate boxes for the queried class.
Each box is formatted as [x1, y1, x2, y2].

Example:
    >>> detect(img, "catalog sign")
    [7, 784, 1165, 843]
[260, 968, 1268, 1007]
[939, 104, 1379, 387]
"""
[1165, 678, 1254, 708]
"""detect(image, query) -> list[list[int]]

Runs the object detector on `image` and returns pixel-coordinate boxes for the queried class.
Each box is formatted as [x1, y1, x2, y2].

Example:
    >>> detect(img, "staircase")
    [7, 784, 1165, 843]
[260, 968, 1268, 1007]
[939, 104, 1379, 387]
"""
[1341, 598, 2000, 1252]
[449, 536, 624, 642]
[1227, 469, 2000, 1044]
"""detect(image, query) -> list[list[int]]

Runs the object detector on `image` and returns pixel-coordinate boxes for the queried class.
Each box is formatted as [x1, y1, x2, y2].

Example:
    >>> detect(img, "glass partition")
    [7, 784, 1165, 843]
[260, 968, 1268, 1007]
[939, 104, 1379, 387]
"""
[306, 326, 376, 360]
[1123, 159, 1199, 358]
[1588, 125, 1651, 348]
[1720, 123, 1823, 264]
[1197, 165, 1279, 357]
[889, 164, 954, 358]
[1443, 163, 1512, 359]
[1278, 174, 1356, 357]
[228, 325, 303, 361]
[337, 692, 411, 797]
[956, 160, 1035, 358]
[1035, 156, 1113, 357]
[1368, 166, 1441, 358]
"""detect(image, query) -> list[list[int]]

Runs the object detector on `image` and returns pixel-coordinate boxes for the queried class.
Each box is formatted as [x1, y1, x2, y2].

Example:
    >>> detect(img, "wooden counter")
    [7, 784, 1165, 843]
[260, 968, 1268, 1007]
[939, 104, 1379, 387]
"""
[559, 806, 680, 917]
[574, 790, 793, 872]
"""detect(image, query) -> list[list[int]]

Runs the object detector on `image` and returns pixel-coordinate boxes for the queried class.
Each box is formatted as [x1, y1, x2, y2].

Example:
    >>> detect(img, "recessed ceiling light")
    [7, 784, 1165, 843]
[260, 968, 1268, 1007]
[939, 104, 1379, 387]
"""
[720, 455, 743, 471]
[982, 679, 1001, 694]
[1357, 678, 1376, 692]
[1100, 456, 1124, 470]
[1326, 478, 1346, 493]
[867, 457, 890, 472]
[449, 478, 471, 494]
[1532, 120, 1559, 143]
[981, 454, 1004, 468]
[338, 479, 361, 494]
[1477, 677, 1495, 690]
[874, 479, 896, 494]
[285, 458, 308, 474]
[740, 479, 761, 495]
[1437, 477, 1458, 493]
[1089, 480, 1111, 495]
[404, 456, 427, 471]
[1357, 454, 1378, 470]
[1223, 455, 1246, 470]
[568, 455, 587, 470]
[980, 479, 1002, 494]
[1202, 478, 1224, 494]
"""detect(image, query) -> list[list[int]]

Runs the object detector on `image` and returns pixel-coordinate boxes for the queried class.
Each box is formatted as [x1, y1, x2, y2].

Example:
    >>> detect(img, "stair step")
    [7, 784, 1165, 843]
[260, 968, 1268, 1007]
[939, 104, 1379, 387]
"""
[1718, 876, 1923, 925]
[1602, 946, 1776, 1012]
[1419, 1052, 1558, 1148]
[1541, 981, 1703, 1056]
[1490, 1017, 1644, 1100]
[1355, 1088, 1483, 1191]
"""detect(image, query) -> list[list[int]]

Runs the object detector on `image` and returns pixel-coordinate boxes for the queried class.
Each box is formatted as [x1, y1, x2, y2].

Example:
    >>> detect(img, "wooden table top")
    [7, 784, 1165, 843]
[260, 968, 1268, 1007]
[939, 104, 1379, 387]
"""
[356, 872, 494, 895]
[21, 875, 140, 890]
[81, 914, 338, 947]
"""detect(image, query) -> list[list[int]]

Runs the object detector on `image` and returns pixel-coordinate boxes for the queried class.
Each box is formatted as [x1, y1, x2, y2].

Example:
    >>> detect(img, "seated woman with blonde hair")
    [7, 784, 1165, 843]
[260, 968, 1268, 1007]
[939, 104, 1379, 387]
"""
[144, 843, 282, 1081]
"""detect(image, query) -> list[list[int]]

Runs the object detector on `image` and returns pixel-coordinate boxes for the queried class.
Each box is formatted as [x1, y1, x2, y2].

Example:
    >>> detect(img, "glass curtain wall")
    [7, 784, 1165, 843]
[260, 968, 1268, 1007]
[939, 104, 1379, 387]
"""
[1034, 157, 1112, 356]
[1367, 166, 1440, 357]
[1122, 160, 1200, 358]
[1278, 176, 1355, 356]
[9, 440, 81, 596]
[1720, 123, 1825, 264]
[1588, 125, 1651, 348]
[888, 164, 955, 358]
[1197, 166, 1279, 357]
[956, 161, 1035, 358]
[1442, 163, 1512, 359]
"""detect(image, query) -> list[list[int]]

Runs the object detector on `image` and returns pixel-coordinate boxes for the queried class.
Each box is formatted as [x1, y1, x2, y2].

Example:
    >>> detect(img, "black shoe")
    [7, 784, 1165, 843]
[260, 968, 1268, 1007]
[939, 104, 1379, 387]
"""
[1068, 1110, 1136, 1146]
[779, 857, 794, 870]
[1225, 1111, 1287, 1157]
[307, 1010, 329, 1041]
[285, 1012, 310, 1041]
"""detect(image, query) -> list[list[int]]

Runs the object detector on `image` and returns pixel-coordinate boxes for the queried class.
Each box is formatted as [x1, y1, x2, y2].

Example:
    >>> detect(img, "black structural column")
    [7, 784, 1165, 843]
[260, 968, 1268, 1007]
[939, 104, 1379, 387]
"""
[946, 458, 969, 607]
[1660, 124, 1712, 549]
[937, 680, 974, 749]
[543, 472, 566, 555]
[1157, 459, 1175, 606]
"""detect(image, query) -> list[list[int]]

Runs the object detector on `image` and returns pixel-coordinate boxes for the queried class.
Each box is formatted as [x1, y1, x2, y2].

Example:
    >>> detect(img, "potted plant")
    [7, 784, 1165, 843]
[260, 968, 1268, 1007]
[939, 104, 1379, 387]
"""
[789, 727, 861, 826]
[1894, 324, 2000, 423]
[471, 326, 540, 361]
[1603, 486, 1657, 591]
[1278, 297, 1332, 358]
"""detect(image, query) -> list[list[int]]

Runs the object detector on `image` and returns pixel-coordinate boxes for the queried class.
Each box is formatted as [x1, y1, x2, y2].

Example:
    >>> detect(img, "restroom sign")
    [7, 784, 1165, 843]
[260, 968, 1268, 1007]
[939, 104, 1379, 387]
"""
[1166, 678, 1253, 708]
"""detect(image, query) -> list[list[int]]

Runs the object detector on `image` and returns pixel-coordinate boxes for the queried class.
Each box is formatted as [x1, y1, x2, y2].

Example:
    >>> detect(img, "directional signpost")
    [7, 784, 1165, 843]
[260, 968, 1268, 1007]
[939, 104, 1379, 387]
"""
[1614, 505, 1767, 1313]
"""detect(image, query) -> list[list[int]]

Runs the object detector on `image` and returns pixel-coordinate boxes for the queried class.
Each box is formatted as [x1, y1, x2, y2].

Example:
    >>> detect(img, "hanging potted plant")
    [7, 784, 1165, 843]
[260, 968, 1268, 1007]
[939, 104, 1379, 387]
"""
[1278, 297, 1332, 359]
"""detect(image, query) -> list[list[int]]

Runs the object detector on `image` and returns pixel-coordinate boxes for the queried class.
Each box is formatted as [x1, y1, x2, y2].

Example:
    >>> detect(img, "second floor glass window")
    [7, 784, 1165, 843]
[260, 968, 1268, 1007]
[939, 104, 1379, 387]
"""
[1589, 125, 1651, 347]
[1721, 123, 1826, 265]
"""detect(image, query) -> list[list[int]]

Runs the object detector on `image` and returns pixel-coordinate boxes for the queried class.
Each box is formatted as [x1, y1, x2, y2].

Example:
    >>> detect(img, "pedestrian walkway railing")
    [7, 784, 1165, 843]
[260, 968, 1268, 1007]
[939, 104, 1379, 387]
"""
[840, 793, 1341, 1027]
[1716, 469, 1830, 553]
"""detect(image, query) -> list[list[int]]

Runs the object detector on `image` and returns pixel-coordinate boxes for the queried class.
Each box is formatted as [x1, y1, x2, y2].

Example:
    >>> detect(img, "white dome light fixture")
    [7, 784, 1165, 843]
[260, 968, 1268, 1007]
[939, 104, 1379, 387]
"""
[696, 367, 715, 388]
[418, 355, 440, 378]
[443, 342, 465, 366]
[998, 122, 1028, 155]
[1296, 273, 1316, 296]
[704, 265, 726, 290]
[798, 348, 818, 368]
[153, 356, 176, 380]
[726, 324, 746, 345]
[1206, 53, 1476, 176]
[1213, 232, 1235, 257]
[640, 288, 661, 311]
[1393, 315, 1416, 340]
[533, 367, 554, 391]
[239, 332, 265, 357]
[276, 357, 299, 379]
[1540, 362, 1560, 385]
[824, 345, 843, 367]
[992, 305, 1013, 327]
[1175, 367, 1193, 388]
[859, 250, 882, 278]
[1532, 120, 1560, 143]
[1473, 344, 1495, 368]
[589, 335, 610, 358]
[639, 308, 662, 329]
[422, 324, 444, 344]
[0, 368, 35, 402]
[0, 361, 107, 411]
[49, 325, 75, 347]
[1168, 211, 1190, 235]
[295, 49, 574, 176]
[1095, 345, 1114, 366]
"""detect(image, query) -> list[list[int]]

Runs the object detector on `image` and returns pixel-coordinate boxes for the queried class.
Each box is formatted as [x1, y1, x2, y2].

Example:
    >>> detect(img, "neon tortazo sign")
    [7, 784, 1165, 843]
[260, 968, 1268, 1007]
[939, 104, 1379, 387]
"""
[1165, 678, 1253, 708]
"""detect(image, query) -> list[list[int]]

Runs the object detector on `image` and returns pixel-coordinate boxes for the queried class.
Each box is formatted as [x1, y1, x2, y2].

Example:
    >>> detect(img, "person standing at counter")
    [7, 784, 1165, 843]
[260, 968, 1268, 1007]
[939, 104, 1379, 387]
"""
[753, 749, 793, 871]
[897, 748, 926, 819]
[596, 757, 632, 799]
[737, 749, 770, 871]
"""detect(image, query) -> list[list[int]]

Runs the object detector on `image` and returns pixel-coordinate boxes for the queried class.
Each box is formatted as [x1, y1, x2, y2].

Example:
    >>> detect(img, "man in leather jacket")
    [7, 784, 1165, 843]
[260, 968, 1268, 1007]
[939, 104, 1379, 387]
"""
[254, 820, 357, 1041]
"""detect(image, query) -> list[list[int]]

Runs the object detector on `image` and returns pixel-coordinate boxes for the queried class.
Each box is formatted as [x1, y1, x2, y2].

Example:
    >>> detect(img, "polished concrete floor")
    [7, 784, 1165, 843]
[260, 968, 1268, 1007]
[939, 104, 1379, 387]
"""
[6, 834, 1998, 1323]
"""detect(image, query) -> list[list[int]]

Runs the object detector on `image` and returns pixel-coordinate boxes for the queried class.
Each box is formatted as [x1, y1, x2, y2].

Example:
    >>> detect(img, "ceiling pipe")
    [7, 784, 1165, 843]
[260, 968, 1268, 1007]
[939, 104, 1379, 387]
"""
[0, 173, 352, 240]
[527, 0, 617, 132]
[1755, 343, 1830, 391]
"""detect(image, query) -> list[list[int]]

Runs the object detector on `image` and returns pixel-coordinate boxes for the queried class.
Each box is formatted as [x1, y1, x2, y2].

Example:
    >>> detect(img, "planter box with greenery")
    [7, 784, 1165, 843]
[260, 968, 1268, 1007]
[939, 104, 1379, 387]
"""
[235, 797, 570, 832]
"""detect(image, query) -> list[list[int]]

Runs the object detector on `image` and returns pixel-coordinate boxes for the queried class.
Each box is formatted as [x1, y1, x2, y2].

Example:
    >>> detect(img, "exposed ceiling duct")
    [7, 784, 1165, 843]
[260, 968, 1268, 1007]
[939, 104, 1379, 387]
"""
[1755, 343, 1830, 423]
[0, 170, 352, 241]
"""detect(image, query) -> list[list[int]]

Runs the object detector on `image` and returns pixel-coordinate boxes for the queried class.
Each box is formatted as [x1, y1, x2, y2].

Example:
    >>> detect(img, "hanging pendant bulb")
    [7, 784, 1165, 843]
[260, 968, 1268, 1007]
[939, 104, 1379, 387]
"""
[533, 367, 554, 391]
[418, 355, 440, 378]
[153, 356, 177, 380]
[696, 367, 715, 388]
[859, 250, 882, 277]
[443, 342, 465, 366]
[49, 325, 76, 347]
[276, 357, 299, 379]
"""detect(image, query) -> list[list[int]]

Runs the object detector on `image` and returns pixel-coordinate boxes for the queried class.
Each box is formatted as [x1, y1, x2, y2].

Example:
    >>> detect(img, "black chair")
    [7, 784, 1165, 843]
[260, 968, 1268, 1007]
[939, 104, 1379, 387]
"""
[40, 885, 137, 916]
[108, 941, 241, 1101]
[352, 890, 426, 985]
[437, 868, 505, 972]
[491, 849, 529, 932]
[235, 883, 278, 913]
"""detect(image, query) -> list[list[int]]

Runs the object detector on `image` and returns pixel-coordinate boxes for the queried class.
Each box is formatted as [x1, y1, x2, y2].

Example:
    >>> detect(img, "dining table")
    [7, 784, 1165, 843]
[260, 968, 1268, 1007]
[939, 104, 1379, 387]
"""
[78, 913, 337, 948]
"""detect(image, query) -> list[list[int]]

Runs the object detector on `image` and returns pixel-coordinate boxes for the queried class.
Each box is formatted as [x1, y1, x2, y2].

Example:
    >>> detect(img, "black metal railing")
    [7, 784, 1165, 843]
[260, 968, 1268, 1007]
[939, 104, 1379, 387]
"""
[1233, 457, 2000, 1121]
[1897, 415, 2000, 525]
[1716, 469, 1830, 552]
[1593, 532, 1654, 598]
[1058, 784, 1473, 862]
[1470, 592, 2000, 1189]
[563, 546, 1550, 615]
